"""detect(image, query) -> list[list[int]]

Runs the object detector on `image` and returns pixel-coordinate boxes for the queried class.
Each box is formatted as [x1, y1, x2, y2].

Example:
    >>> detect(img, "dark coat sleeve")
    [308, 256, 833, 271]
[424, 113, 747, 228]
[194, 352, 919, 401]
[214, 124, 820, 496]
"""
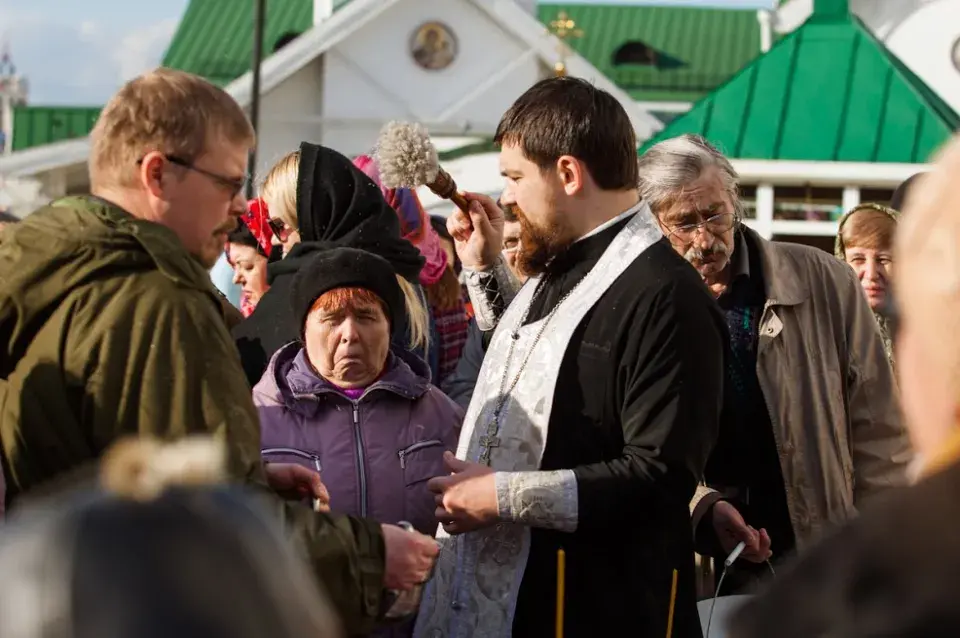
[71, 285, 387, 636]
[441, 319, 486, 410]
[232, 277, 298, 388]
[572, 279, 726, 532]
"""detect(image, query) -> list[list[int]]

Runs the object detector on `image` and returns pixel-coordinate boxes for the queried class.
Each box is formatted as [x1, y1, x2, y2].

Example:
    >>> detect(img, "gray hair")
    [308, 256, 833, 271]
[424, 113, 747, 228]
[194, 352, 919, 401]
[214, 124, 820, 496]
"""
[637, 134, 743, 220]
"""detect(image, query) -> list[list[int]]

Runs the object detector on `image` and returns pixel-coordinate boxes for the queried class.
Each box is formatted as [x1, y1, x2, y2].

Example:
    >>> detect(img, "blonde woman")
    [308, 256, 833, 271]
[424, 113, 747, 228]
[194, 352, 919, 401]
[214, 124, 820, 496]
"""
[232, 143, 430, 386]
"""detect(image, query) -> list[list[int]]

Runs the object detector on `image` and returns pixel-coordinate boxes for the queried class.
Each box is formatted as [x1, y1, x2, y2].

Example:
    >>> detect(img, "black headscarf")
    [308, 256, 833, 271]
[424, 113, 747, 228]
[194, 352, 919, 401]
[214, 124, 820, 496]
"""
[295, 142, 424, 282]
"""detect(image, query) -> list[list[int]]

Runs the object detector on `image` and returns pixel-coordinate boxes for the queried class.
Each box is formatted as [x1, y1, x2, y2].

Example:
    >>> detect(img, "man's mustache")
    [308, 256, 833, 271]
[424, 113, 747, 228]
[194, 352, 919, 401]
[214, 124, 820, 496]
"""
[684, 242, 730, 264]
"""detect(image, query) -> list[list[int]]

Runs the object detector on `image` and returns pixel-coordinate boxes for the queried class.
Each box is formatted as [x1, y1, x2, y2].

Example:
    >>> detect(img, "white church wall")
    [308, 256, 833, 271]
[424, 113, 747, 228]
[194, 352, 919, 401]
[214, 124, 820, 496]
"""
[319, 0, 543, 156]
[883, 0, 960, 114]
[254, 56, 326, 182]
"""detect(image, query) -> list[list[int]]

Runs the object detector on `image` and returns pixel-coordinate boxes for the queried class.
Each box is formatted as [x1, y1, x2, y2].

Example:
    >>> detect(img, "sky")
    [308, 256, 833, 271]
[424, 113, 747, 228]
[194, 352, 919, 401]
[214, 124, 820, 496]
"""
[0, 0, 776, 106]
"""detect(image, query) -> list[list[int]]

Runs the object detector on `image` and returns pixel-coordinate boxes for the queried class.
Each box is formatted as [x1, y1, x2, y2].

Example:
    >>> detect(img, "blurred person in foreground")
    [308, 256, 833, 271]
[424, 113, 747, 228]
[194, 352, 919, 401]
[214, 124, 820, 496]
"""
[415, 77, 726, 638]
[730, 135, 960, 638]
[0, 436, 342, 638]
[835, 203, 898, 367]
[0, 68, 437, 635]
[442, 201, 524, 409]
[638, 135, 909, 594]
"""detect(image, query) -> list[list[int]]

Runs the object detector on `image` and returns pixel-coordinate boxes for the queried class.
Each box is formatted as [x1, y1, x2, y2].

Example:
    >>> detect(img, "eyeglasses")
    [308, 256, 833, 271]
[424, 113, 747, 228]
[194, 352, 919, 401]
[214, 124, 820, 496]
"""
[137, 154, 247, 198]
[666, 212, 735, 243]
[267, 217, 294, 242]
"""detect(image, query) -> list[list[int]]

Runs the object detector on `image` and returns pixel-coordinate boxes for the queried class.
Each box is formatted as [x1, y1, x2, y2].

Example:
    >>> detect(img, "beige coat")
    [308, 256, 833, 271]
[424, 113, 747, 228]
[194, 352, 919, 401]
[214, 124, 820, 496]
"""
[693, 227, 911, 555]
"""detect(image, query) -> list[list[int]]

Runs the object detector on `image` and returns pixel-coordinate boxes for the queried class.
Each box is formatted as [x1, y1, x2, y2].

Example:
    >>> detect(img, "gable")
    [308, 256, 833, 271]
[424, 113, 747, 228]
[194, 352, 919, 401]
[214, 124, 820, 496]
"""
[639, 13, 959, 163]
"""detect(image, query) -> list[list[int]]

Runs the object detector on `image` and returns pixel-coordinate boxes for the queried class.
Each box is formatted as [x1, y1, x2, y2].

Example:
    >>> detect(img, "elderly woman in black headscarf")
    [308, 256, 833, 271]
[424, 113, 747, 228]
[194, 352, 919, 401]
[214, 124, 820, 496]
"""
[232, 143, 428, 387]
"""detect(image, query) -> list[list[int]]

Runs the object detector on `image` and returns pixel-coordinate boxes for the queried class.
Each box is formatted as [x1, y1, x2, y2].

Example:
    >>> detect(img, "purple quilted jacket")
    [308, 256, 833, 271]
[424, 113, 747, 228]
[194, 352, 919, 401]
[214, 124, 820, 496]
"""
[253, 342, 462, 537]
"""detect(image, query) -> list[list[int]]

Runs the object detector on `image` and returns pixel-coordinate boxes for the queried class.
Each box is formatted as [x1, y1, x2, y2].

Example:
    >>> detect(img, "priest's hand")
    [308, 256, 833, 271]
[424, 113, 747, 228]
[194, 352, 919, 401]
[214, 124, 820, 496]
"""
[447, 193, 504, 271]
[428, 451, 499, 534]
[712, 500, 772, 563]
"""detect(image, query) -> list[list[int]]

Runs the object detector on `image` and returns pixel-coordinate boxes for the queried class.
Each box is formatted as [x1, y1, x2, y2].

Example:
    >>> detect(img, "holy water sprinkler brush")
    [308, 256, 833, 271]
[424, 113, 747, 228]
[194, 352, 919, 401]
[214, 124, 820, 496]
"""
[375, 121, 471, 212]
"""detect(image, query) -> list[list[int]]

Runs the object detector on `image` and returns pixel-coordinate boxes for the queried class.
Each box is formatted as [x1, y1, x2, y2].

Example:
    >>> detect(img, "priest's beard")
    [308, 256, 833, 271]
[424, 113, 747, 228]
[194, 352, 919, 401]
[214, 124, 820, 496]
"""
[515, 209, 577, 277]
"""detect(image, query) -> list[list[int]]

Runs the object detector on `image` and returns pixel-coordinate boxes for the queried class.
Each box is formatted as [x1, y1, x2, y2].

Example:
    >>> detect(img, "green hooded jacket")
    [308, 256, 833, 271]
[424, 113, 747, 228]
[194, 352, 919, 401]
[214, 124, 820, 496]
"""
[834, 202, 899, 368]
[0, 196, 386, 635]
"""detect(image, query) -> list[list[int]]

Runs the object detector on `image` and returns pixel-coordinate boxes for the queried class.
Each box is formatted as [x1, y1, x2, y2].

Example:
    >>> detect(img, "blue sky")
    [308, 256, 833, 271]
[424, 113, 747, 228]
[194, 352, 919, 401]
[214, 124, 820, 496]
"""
[0, 0, 775, 105]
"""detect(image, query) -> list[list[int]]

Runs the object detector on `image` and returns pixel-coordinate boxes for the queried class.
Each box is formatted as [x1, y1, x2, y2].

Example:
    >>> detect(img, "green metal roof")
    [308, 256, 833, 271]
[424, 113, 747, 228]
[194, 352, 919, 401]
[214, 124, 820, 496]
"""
[11, 106, 101, 152]
[161, 0, 763, 101]
[537, 4, 762, 102]
[639, 10, 959, 163]
[162, 0, 315, 86]
[10, 1, 766, 152]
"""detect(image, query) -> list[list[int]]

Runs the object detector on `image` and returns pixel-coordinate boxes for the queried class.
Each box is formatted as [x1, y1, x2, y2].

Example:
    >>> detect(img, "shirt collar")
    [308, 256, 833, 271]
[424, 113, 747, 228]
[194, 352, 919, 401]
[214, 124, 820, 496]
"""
[575, 201, 644, 244]
[729, 227, 750, 280]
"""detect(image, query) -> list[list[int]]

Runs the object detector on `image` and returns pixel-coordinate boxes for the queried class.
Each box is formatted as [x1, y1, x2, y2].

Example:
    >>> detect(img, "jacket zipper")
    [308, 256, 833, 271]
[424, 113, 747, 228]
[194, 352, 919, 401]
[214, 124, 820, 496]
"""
[398, 439, 444, 469]
[351, 403, 369, 517]
[261, 447, 322, 473]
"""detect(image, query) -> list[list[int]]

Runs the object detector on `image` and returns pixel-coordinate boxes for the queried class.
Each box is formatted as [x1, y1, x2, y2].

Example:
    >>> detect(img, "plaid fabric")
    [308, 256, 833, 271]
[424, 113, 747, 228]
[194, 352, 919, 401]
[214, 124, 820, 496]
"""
[433, 301, 469, 382]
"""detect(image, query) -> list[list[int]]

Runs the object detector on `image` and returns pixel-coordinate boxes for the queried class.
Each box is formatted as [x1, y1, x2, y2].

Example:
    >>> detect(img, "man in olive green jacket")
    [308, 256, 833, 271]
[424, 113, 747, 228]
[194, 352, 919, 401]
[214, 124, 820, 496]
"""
[0, 69, 437, 636]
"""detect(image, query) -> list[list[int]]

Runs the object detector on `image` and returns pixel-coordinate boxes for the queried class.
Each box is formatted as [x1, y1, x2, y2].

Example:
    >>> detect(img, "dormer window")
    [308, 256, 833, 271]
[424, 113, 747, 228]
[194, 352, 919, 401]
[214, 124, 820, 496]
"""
[613, 41, 659, 66]
[274, 32, 301, 53]
[612, 41, 685, 70]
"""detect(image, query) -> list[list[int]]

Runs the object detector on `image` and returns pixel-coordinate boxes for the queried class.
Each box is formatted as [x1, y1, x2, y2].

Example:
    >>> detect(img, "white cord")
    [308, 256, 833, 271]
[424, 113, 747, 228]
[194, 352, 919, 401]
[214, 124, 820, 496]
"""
[705, 541, 744, 638]
[704, 543, 776, 638]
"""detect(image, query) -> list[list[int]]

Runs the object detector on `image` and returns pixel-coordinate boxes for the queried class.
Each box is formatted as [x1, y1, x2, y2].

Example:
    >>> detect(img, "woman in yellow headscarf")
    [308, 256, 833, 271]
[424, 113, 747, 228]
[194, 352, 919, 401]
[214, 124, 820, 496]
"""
[835, 203, 899, 367]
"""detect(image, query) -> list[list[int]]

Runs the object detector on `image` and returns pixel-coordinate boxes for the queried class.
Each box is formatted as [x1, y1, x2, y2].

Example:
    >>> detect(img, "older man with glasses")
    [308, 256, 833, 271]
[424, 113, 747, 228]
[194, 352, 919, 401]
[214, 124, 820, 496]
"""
[639, 134, 910, 594]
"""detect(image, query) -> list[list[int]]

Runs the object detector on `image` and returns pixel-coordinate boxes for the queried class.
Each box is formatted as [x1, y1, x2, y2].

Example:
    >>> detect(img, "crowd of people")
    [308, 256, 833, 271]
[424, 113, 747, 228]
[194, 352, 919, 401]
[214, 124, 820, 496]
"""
[0, 65, 954, 638]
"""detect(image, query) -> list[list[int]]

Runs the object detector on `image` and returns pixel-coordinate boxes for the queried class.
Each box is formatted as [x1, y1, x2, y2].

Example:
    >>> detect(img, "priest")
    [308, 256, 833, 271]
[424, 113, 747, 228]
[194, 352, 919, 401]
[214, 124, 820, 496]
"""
[415, 77, 727, 638]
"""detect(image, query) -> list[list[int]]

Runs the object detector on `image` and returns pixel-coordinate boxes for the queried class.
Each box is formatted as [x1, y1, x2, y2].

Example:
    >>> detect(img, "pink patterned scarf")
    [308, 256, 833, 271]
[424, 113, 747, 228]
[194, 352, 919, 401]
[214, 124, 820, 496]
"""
[353, 154, 448, 286]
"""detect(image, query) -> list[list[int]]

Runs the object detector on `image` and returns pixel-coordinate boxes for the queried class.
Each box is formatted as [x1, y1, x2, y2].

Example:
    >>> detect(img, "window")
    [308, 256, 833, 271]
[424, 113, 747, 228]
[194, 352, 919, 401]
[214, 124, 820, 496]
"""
[773, 185, 844, 222]
[613, 41, 659, 66]
[859, 187, 895, 206]
[274, 32, 301, 53]
[612, 42, 685, 69]
[739, 184, 758, 220]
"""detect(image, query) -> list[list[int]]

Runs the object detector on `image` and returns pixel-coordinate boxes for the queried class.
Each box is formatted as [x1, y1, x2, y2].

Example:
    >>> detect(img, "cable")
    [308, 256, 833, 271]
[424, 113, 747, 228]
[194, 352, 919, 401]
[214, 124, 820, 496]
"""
[704, 542, 777, 638]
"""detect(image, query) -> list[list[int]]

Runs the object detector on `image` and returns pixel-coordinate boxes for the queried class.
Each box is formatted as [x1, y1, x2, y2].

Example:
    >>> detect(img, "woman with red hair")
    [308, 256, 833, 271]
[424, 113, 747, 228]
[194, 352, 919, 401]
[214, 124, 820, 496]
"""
[255, 248, 461, 638]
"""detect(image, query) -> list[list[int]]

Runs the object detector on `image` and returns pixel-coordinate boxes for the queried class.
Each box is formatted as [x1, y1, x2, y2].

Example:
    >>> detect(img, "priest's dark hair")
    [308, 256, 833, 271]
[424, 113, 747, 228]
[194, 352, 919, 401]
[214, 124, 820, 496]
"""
[494, 77, 638, 191]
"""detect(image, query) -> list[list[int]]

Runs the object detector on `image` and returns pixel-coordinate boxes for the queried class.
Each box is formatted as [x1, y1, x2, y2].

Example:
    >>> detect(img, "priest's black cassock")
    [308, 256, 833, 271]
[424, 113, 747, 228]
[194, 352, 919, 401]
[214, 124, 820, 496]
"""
[415, 209, 727, 638]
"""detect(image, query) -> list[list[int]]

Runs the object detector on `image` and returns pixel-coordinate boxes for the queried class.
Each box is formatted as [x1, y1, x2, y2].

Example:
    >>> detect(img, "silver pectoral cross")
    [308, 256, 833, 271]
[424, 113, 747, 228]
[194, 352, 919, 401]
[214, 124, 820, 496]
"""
[478, 434, 501, 466]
